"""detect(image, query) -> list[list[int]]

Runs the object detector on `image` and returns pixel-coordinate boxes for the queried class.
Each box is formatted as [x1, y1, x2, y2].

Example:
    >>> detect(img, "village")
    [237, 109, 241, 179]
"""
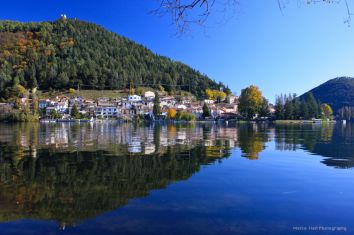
[0, 89, 249, 122]
[40, 90, 242, 121]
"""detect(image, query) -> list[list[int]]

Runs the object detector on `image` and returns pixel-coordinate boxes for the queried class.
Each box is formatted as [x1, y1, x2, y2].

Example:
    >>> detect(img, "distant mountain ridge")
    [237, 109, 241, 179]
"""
[301, 77, 354, 113]
[0, 18, 228, 98]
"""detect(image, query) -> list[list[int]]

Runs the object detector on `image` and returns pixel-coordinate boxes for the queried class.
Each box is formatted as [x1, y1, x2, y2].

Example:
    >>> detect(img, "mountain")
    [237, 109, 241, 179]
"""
[0, 17, 227, 99]
[301, 77, 354, 113]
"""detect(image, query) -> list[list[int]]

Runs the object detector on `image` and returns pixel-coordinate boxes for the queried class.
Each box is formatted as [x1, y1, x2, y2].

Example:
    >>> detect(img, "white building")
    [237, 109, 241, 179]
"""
[95, 106, 119, 118]
[144, 91, 155, 99]
[204, 99, 215, 105]
[54, 101, 69, 114]
[128, 95, 142, 102]
[39, 99, 52, 109]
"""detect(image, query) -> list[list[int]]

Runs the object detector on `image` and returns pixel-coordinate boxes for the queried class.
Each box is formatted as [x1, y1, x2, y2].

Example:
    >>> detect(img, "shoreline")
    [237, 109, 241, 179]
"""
[0, 118, 341, 124]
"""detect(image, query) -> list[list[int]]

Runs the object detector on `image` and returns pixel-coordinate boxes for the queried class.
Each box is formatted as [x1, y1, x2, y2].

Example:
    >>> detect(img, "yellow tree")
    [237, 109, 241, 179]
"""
[321, 103, 333, 119]
[205, 89, 215, 100]
[167, 108, 177, 119]
[238, 85, 263, 120]
[205, 89, 226, 102]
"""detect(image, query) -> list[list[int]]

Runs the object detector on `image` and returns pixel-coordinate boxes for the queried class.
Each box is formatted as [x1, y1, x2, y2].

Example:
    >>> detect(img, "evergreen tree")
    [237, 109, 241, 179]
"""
[301, 101, 309, 119]
[275, 94, 285, 120]
[202, 103, 211, 118]
[306, 92, 319, 118]
[284, 94, 294, 120]
[71, 104, 80, 119]
[293, 97, 301, 119]
[259, 98, 270, 118]
[0, 19, 227, 99]
[153, 92, 161, 117]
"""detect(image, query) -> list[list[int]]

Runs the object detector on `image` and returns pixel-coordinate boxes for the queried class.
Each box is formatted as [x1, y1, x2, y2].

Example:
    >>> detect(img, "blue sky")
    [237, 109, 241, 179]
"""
[2, 0, 354, 102]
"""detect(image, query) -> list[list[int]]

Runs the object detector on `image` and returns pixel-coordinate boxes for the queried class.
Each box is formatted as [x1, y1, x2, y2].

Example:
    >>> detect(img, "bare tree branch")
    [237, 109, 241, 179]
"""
[153, 0, 352, 34]
[152, 0, 239, 34]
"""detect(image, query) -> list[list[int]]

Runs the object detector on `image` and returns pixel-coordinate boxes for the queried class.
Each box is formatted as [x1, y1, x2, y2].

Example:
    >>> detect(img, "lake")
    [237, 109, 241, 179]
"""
[0, 122, 353, 235]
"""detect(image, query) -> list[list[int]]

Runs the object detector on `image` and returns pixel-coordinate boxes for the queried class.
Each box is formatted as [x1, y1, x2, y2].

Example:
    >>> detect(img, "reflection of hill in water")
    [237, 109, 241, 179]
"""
[274, 123, 354, 169]
[0, 147, 230, 226]
[312, 124, 354, 169]
[0, 124, 231, 226]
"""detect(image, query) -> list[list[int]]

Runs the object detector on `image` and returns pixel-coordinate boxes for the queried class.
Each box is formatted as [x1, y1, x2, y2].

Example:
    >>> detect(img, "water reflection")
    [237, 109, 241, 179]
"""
[0, 123, 233, 227]
[273, 123, 354, 168]
[1, 122, 354, 228]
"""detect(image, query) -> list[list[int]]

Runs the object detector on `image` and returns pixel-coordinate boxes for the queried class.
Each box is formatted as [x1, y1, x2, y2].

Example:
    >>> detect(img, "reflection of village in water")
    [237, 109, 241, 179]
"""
[1, 122, 354, 164]
[0, 123, 240, 156]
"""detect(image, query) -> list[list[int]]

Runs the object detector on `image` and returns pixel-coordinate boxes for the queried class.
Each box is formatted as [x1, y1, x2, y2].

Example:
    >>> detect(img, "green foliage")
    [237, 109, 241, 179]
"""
[259, 98, 270, 117]
[176, 111, 196, 121]
[275, 93, 320, 120]
[70, 104, 81, 119]
[299, 77, 354, 114]
[153, 92, 161, 117]
[50, 109, 62, 119]
[0, 19, 226, 99]
[12, 84, 27, 98]
[202, 103, 211, 118]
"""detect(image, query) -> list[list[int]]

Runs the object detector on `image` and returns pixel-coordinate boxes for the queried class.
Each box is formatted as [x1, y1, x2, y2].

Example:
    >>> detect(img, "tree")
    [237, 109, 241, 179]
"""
[293, 97, 301, 119]
[153, 92, 161, 117]
[71, 104, 81, 119]
[50, 109, 62, 119]
[205, 89, 226, 102]
[321, 103, 333, 119]
[284, 94, 294, 120]
[202, 102, 211, 118]
[275, 94, 285, 120]
[176, 111, 196, 121]
[301, 101, 309, 119]
[167, 108, 177, 119]
[305, 92, 319, 118]
[259, 98, 270, 118]
[238, 85, 263, 120]
[0, 19, 226, 99]
[57, 72, 69, 88]
[12, 84, 27, 98]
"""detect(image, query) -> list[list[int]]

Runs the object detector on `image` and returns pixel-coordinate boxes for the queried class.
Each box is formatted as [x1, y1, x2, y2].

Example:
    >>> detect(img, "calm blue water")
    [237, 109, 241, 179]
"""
[0, 122, 352, 234]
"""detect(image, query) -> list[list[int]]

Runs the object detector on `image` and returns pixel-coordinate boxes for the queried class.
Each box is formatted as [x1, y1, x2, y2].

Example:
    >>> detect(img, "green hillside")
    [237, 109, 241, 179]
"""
[301, 77, 354, 113]
[0, 17, 228, 99]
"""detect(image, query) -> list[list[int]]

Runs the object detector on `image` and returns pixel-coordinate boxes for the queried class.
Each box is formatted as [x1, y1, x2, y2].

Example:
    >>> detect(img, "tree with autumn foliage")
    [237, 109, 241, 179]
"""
[167, 108, 177, 120]
[321, 103, 333, 120]
[205, 89, 226, 102]
[238, 85, 263, 120]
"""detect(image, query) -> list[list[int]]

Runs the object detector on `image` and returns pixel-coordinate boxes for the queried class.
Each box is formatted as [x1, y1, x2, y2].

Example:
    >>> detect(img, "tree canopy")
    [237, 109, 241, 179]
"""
[238, 85, 263, 120]
[0, 18, 228, 99]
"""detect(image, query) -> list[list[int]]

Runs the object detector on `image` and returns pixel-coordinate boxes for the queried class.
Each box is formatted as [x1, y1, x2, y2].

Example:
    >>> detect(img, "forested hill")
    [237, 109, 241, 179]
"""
[301, 77, 354, 113]
[0, 17, 228, 98]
